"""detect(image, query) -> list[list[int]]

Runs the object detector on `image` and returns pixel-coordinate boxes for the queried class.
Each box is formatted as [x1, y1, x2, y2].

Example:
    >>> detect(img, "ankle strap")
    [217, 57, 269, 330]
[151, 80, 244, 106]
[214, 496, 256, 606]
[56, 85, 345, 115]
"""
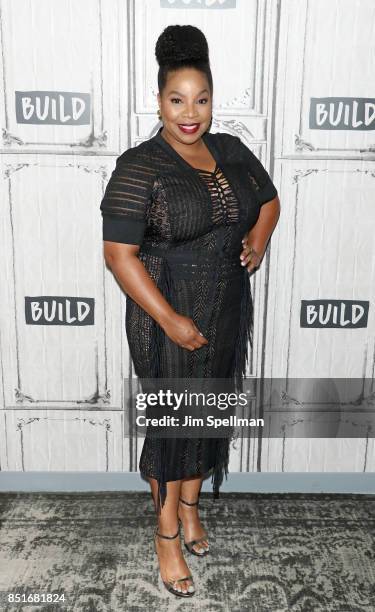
[179, 497, 199, 506]
[155, 527, 179, 540]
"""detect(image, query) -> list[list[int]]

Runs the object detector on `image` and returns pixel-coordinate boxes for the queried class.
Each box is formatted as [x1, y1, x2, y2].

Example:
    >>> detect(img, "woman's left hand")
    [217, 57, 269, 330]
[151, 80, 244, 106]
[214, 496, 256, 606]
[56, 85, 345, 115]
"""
[240, 235, 262, 272]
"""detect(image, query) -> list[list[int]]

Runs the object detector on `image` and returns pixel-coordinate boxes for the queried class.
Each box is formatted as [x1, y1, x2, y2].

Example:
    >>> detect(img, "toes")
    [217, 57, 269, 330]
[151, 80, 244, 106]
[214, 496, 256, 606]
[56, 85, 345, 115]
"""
[172, 578, 194, 594]
[193, 540, 209, 553]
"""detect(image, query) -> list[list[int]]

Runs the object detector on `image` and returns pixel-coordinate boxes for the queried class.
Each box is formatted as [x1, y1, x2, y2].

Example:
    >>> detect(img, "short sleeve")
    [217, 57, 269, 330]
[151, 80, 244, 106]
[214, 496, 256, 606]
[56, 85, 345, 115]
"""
[100, 146, 155, 245]
[234, 136, 278, 206]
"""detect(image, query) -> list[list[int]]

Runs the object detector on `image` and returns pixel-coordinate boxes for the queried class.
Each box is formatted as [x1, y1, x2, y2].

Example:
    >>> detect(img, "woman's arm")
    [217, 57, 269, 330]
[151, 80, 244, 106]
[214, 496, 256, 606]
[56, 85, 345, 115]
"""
[103, 241, 208, 351]
[228, 135, 280, 271]
[240, 195, 280, 272]
[103, 241, 176, 327]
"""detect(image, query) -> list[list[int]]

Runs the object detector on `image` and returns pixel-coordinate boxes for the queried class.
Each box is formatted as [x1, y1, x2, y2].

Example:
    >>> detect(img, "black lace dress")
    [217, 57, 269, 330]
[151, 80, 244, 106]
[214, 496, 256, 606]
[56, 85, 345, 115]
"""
[100, 126, 278, 513]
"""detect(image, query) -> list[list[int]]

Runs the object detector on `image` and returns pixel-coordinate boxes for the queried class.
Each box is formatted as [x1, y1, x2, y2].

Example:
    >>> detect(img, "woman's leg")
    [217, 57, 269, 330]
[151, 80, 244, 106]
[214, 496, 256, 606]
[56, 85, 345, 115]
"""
[178, 475, 209, 553]
[148, 477, 195, 594]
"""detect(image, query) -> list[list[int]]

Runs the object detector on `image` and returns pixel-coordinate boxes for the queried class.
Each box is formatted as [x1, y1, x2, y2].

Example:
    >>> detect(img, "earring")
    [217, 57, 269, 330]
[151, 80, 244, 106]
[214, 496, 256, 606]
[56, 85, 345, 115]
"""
[157, 109, 162, 121]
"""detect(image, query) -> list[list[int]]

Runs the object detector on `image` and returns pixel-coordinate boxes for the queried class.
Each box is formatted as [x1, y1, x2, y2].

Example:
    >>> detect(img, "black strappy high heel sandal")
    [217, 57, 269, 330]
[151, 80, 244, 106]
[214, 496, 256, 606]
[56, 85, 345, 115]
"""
[178, 497, 210, 557]
[154, 525, 195, 597]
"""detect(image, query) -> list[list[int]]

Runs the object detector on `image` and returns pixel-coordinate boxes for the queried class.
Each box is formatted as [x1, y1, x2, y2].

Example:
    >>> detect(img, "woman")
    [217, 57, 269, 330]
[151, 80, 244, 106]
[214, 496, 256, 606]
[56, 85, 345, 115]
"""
[100, 25, 280, 598]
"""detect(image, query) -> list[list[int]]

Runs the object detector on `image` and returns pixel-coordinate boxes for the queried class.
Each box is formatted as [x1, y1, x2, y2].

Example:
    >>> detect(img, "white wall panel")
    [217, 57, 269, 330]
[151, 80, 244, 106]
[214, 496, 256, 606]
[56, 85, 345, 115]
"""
[264, 159, 375, 378]
[260, 437, 374, 472]
[2, 409, 123, 471]
[0, 0, 127, 153]
[275, 0, 375, 158]
[0, 154, 125, 409]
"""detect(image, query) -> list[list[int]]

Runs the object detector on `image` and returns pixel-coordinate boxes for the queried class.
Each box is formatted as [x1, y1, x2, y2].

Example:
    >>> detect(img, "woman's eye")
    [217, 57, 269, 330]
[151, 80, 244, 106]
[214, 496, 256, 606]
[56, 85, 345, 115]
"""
[171, 98, 182, 103]
[199, 98, 208, 104]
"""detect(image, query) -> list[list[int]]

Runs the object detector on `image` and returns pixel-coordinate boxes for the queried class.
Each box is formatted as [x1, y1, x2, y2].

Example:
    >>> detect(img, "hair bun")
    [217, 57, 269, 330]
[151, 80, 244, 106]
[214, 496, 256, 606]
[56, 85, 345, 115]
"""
[155, 25, 209, 66]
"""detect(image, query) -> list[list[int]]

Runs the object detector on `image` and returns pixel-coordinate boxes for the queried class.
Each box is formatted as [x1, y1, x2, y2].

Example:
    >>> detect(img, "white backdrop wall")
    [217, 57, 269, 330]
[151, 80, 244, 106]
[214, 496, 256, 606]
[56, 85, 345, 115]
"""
[0, 0, 374, 480]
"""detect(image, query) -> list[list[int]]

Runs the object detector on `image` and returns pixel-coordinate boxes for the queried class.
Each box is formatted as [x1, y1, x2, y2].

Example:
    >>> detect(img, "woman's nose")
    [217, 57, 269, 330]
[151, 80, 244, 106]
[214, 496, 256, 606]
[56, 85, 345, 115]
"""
[183, 104, 199, 118]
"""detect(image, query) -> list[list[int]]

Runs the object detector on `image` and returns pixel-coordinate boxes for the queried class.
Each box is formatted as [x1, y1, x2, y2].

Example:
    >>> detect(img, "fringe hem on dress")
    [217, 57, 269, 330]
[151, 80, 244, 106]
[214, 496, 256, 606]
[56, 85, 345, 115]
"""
[231, 268, 253, 394]
[155, 438, 167, 516]
[212, 269, 253, 500]
[148, 256, 173, 516]
[211, 437, 230, 501]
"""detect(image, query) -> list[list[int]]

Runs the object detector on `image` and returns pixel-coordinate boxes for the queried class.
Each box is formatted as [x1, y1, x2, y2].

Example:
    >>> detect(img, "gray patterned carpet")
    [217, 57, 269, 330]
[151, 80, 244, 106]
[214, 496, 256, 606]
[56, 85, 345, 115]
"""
[0, 491, 374, 611]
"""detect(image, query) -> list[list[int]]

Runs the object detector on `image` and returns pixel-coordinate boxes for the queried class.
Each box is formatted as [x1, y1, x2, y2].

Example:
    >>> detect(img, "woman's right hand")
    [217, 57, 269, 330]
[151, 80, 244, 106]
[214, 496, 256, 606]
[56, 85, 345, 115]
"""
[162, 312, 208, 351]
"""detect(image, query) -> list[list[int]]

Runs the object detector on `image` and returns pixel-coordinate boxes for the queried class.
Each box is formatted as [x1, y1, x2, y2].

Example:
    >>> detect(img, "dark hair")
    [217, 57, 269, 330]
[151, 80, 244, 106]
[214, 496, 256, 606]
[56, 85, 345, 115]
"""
[155, 25, 213, 95]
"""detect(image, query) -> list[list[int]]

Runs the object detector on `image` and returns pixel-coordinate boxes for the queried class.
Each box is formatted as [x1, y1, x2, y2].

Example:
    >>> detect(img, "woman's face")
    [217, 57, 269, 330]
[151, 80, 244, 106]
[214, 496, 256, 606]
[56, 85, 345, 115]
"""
[157, 67, 212, 146]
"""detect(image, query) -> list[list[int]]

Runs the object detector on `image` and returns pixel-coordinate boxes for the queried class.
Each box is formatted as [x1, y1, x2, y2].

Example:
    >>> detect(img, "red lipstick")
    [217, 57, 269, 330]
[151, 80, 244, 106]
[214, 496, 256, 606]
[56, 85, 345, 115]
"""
[178, 123, 200, 134]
